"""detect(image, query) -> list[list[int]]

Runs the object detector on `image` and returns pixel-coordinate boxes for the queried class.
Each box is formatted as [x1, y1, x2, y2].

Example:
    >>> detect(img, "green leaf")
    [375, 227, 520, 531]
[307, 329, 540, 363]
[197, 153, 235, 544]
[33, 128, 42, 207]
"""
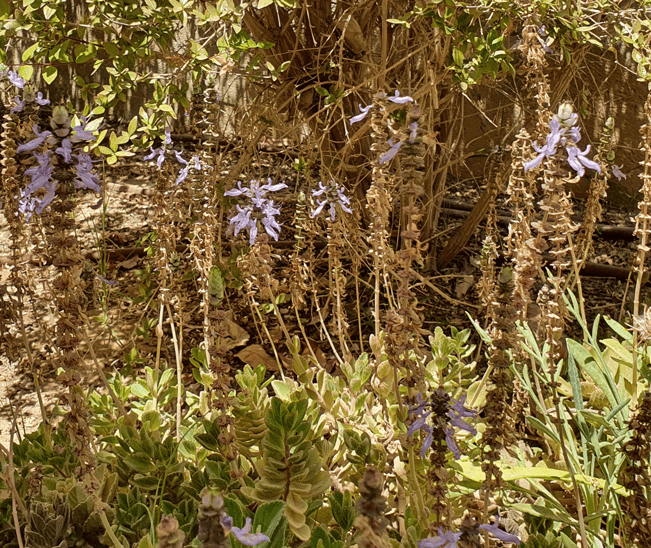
[510, 503, 577, 527]
[131, 475, 162, 491]
[271, 381, 294, 402]
[75, 44, 96, 64]
[252, 501, 286, 548]
[42, 66, 57, 85]
[22, 43, 39, 62]
[257, 0, 274, 8]
[603, 316, 633, 343]
[566, 339, 620, 409]
[328, 491, 355, 532]
[453, 48, 464, 66]
[222, 495, 246, 528]
[128, 116, 138, 135]
[123, 453, 157, 474]
[103, 42, 119, 58]
[567, 352, 584, 411]
[0, 0, 10, 18]
[158, 104, 177, 118]
[18, 65, 33, 81]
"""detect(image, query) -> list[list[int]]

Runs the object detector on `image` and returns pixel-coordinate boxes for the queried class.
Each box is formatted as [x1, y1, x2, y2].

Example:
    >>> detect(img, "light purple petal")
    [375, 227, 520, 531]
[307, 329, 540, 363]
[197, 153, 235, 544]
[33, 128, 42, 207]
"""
[312, 181, 328, 197]
[350, 104, 372, 124]
[230, 205, 253, 233]
[523, 153, 545, 173]
[17, 126, 52, 153]
[143, 147, 158, 161]
[174, 150, 188, 165]
[312, 200, 326, 218]
[231, 518, 270, 547]
[479, 522, 521, 545]
[221, 514, 233, 531]
[156, 149, 166, 168]
[407, 411, 431, 437]
[71, 117, 95, 142]
[566, 147, 586, 176]
[35, 179, 58, 214]
[612, 164, 626, 180]
[164, 128, 172, 145]
[56, 139, 73, 163]
[388, 90, 414, 104]
[35, 91, 50, 106]
[574, 145, 601, 173]
[379, 139, 402, 164]
[419, 528, 462, 548]
[11, 96, 24, 113]
[261, 178, 287, 192]
[8, 70, 25, 89]
[445, 428, 461, 459]
[224, 181, 247, 197]
[420, 428, 433, 458]
[248, 221, 258, 245]
[176, 165, 190, 184]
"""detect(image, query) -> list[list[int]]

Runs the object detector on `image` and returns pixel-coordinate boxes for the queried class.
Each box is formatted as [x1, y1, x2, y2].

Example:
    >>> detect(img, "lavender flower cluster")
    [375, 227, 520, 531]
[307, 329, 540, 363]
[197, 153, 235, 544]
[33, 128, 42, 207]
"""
[419, 515, 520, 547]
[311, 180, 352, 221]
[17, 107, 100, 219]
[143, 128, 210, 184]
[524, 102, 601, 177]
[224, 178, 287, 245]
[349, 90, 418, 165]
[407, 390, 476, 459]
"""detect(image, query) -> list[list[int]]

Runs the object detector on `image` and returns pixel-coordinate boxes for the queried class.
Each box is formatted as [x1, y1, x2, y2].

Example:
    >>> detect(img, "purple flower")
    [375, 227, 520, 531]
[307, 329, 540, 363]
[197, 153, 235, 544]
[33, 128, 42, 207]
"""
[175, 154, 211, 184]
[388, 90, 414, 104]
[143, 129, 189, 176]
[70, 116, 95, 143]
[350, 104, 372, 124]
[419, 528, 462, 548]
[20, 151, 58, 217]
[379, 138, 402, 164]
[611, 164, 626, 181]
[311, 181, 352, 221]
[17, 125, 54, 153]
[16, 111, 101, 219]
[221, 515, 269, 546]
[224, 178, 287, 202]
[73, 153, 101, 193]
[56, 139, 73, 163]
[11, 96, 24, 113]
[144, 146, 166, 168]
[479, 517, 521, 545]
[566, 144, 601, 177]
[261, 200, 282, 239]
[226, 179, 285, 244]
[11, 91, 50, 113]
[407, 390, 476, 459]
[96, 275, 118, 286]
[524, 103, 601, 177]
[448, 395, 477, 434]
[35, 91, 50, 106]
[419, 517, 520, 548]
[7, 70, 25, 89]
[24, 151, 54, 195]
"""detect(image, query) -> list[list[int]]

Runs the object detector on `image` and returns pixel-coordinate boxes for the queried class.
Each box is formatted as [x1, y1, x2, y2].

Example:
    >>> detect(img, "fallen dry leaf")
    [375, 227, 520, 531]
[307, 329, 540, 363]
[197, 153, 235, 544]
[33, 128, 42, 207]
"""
[236, 344, 279, 371]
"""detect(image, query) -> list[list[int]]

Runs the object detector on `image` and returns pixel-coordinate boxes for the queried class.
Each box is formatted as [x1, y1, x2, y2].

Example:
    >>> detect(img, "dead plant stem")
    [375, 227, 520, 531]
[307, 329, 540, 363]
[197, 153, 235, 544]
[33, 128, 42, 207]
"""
[164, 303, 183, 443]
